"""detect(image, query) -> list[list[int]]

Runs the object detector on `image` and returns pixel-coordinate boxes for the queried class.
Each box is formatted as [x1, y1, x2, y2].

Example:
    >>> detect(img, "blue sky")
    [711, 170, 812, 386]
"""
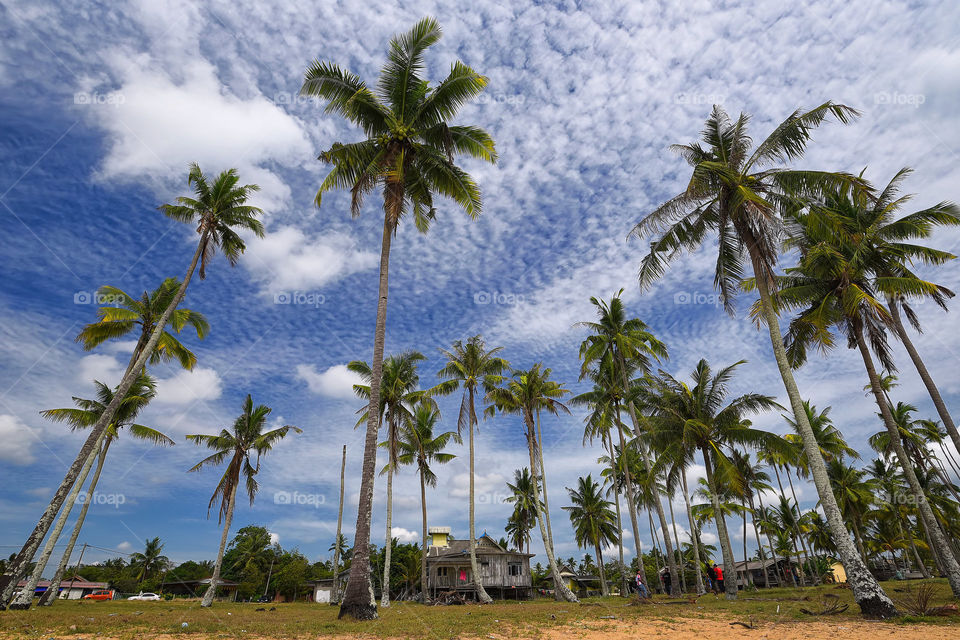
[1, 0, 959, 569]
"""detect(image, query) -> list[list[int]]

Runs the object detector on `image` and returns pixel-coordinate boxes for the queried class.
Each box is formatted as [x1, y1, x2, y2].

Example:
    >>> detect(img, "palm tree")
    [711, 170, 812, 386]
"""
[576, 292, 676, 592]
[35, 374, 172, 606]
[186, 395, 300, 607]
[777, 180, 960, 595]
[563, 475, 619, 596]
[504, 468, 540, 555]
[14, 374, 169, 608]
[131, 537, 170, 584]
[0, 164, 262, 606]
[486, 365, 579, 602]
[435, 335, 508, 604]
[396, 402, 457, 602]
[730, 450, 775, 589]
[300, 18, 496, 620]
[826, 459, 876, 563]
[350, 351, 425, 608]
[332, 445, 347, 603]
[865, 458, 930, 578]
[630, 103, 898, 616]
[645, 359, 785, 599]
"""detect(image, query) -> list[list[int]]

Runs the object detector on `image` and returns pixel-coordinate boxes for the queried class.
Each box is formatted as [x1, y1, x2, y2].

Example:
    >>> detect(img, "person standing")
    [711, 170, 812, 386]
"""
[661, 568, 672, 596]
[713, 562, 725, 594]
[635, 570, 649, 599]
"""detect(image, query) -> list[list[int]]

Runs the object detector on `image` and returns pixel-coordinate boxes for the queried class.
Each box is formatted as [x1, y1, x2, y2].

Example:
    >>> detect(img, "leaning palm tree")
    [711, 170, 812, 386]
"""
[777, 181, 960, 595]
[13, 374, 169, 608]
[0, 165, 262, 606]
[576, 293, 677, 592]
[395, 402, 457, 602]
[350, 351, 425, 608]
[645, 359, 786, 599]
[563, 475, 619, 597]
[187, 395, 300, 607]
[300, 18, 496, 619]
[630, 103, 899, 617]
[434, 335, 508, 604]
[36, 374, 172, 606]
[486, 365, 579, 602]
[130, 537, 170, 584]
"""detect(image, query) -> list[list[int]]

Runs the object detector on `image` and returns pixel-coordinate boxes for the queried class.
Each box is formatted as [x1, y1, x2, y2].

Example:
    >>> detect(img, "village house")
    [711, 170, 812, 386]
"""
[425, 526, 534, 600]
[15, 576, 109, 600]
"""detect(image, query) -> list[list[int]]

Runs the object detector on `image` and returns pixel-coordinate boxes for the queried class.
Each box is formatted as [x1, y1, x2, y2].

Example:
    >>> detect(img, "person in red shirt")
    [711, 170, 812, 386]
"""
[712, 562, 724, 593]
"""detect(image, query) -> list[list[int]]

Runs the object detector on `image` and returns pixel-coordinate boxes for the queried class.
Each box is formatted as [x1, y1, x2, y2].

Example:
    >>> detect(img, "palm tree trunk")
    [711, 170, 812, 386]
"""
[468, 387, 493, 604]
[596, 542, 609, 596]
[605, 431, 629, 597]
[897, 513, 930, 579]
[381, 420, 395, 608]
[612, 402, 646, 583]
[525, 418, 577, 602]
[888, 298, 960, 455]
[702, 447, 737, 600]
[419, 469, 429, 603]
[39, 440, 112, 606]
[534, 410, 557, 563]
[784, 471, 810, 586]
[746, 246, 897, 617]
[748, 495, 772, 589]
[339, 215, 392, 621]
[682, 471, 705, 594]
[668, 493, 686, 593]
[202, 477, 238, 607]
[0, 232, 209, 608]
[756, 492, 780, 588]
[10, 429, 107, 609]
[332, 445, 346, 604]
[853, 324, 960, 596]
[741, 502, 749, 587]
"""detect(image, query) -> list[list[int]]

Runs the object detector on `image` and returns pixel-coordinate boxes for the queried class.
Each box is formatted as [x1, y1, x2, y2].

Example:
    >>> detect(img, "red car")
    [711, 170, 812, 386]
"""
[83, 589, 115, 601]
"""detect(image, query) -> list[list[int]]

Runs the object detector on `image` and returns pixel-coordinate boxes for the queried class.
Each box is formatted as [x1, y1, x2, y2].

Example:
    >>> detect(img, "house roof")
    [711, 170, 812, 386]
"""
[427, 534, 533, 561]
[17, 577, 109, 589]
[164, 577, 239, 587]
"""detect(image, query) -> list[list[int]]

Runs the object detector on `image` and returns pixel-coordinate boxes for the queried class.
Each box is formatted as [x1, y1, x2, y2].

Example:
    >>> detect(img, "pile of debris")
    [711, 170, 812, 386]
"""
[432, 590, 467, 605]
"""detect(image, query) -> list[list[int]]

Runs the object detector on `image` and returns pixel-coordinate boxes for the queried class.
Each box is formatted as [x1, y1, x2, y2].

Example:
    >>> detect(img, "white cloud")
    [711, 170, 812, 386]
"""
[117, 541, 133, 553]
[269, 532, 280, 546]
[295, 364, 363, 400]
[154, 367, 222, 405]
[448, 471, 506, 500]
[77, 354, 124, 386]
[391, 527, 419, 543]
[0, 415, 37, 465]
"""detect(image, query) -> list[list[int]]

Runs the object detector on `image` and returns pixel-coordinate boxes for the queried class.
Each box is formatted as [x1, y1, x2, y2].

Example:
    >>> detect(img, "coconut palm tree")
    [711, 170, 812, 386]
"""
[0, 165, 262, 606]
[331, 445, 347, 603]
[504, 468, 540, 555]
[12, 374, 169, 608]
[35, 374, 172, 606]
[350, 351, 425, 607]
[486, 365, 579, 602]
[777, 181, 960, 595]
[299, 18, 496, 619]
[630, 103, 899, 616]
[645, 359, 786, 599]
[395, 401, 457, 602]
[730, 450, 775, 589]
[130, 537, 170, 584]
[186, 395, 300, 607]
[865, 458, 930, 578]
[563, 475, 619, 597]
[434, 336, 508, 604]
[826, 459, 876, 563]
[576, 293, 676, 592]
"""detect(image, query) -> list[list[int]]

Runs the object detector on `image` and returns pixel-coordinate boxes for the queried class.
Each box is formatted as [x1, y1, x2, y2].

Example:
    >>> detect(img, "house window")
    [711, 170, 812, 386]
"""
[508, 563, 522, 576]
[480, 561, 490, 575]
[437, 567, 448, 577]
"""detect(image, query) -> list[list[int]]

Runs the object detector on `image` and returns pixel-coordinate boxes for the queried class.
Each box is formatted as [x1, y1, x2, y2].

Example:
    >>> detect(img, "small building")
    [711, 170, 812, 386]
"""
[557, 565, 609, 597]
[425, 527, 533, 600]
[162, 576, 239, 601]
[15, 577, 109, 600]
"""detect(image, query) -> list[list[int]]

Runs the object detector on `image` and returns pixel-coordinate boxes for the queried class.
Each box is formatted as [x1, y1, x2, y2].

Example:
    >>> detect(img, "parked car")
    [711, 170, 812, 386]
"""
[256, 595, 272, 603]
[83, 589, 115, 601]
[128, 592, 161, 601]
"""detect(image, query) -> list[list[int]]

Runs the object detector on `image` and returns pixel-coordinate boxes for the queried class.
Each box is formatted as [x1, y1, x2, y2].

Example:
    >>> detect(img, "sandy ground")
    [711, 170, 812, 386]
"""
[11, 617, 959, 640]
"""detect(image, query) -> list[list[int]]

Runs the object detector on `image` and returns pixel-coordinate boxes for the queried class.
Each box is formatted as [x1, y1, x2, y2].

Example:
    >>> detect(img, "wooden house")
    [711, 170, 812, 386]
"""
[425, 526, 533, 600]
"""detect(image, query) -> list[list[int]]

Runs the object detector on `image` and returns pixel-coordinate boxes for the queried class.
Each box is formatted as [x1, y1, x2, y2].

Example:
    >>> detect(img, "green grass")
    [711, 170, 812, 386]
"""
[1, 580, 957, 639]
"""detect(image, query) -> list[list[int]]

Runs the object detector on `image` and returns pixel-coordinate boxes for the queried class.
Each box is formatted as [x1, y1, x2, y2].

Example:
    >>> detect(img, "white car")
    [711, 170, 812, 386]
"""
[128, 592, 161, 601]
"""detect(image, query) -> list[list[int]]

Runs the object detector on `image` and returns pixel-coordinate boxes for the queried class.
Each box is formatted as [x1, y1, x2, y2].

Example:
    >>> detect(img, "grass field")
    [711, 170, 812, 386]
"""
[1, 581, 958, 639]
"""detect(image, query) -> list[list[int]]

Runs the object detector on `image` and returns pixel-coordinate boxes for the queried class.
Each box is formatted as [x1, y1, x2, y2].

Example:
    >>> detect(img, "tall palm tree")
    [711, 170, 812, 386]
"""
[563, 475, 619, 597]
[576, 293, 676, 592]
[0, 164, 262, 606]
[504, 468, 540, 555]
[130, 537, 170, 584]
[826, 459, 876, 563]
[435, 335, 508, 604]
[645, 359, 785, 599]
[730, 450, 775, 589]
[631, 103, 898, 616]
[350, 351, 425, 608]
[865, 458, 930, 578]
[300, 19, 496, 620]
[36, 374, 172, 606]
[395, 402, 457, 602]
[186, 395, 300, 607]
[777, 181, 960, 595]
[14, 374, 169, 608]
[486, 365, 579, 602]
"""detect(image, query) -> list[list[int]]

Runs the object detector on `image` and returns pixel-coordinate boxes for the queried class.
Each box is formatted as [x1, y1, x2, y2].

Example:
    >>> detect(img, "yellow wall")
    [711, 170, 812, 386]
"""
[430, 532, 449, 547]
[830, 562, 847, 583]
